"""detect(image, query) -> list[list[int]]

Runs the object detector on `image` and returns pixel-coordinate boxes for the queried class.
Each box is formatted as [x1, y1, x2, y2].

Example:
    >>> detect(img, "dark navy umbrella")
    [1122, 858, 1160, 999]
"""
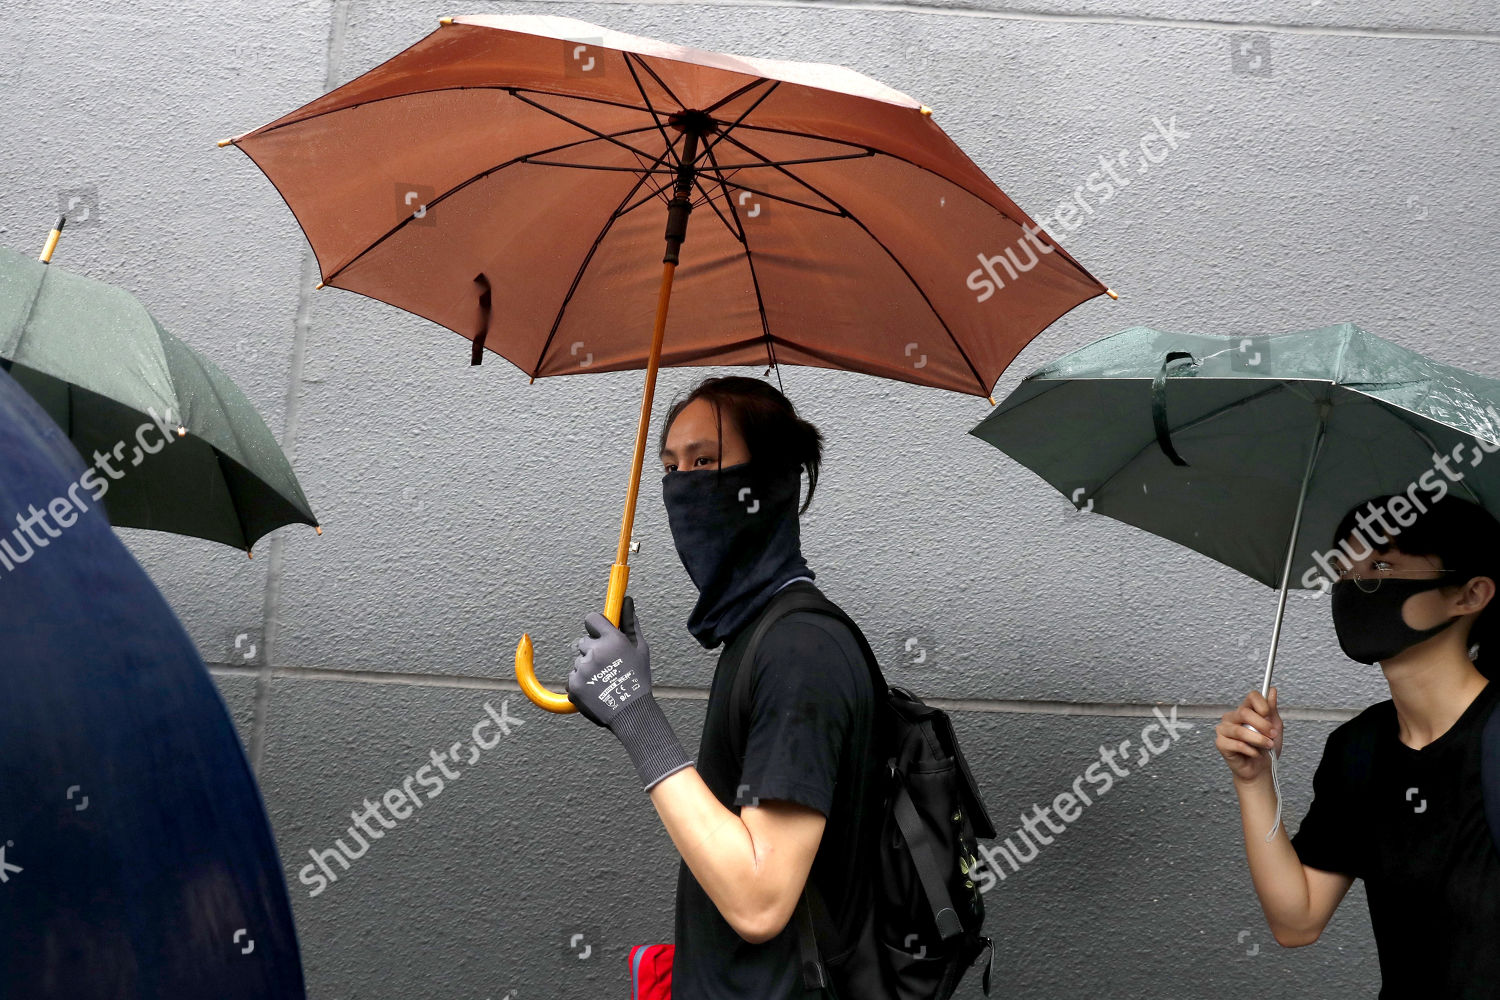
[0, 365, 305, 998]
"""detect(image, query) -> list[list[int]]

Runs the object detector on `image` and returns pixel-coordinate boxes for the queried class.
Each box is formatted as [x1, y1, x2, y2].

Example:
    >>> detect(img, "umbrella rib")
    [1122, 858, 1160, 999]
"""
[1358, 405, 1489, 507]
[702, 177, 847, 216]
[705, 77, 780, 116]
[1088, 382, 1300, 498]
[5, 261, 50, 368]
[622, 49, 690, 115]
[157, 323, 319, 524]
[718, 130, 990, 394]
[700, 79, 782, 163]
[693, 141, 752, 240]
[716, 130, 863, 214]
[618, 59, 802, 180]
[623, 52, 686, 174]
[212, 449, 253, 551]
[527, 153, 872, 174]
[620, 128, 678, 211]
[725, 121, 1051, 238]
[616, 172, 683, 217]
[689, 171, 741, 243]
[699, 152, 880, 170]
[530, 135, 686, 374]
[721, 121, 874, 154]
[237, 85, 663, 143]
[509, 90, 666, 163]
[701, 141, 779, 374]
[701, 130, 852, 215]
[318, 124, 666, 284]
[520, 160, 676, 174]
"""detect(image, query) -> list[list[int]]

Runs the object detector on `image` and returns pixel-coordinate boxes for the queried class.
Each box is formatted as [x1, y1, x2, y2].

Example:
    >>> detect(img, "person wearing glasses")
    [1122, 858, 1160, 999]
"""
[1216, 493, 1500, 998]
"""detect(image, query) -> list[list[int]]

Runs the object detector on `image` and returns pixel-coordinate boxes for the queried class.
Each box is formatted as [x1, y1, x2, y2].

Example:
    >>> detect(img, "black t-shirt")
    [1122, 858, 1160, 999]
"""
[1290, 678, 1500, 998]
[671, 598, 879, 1000]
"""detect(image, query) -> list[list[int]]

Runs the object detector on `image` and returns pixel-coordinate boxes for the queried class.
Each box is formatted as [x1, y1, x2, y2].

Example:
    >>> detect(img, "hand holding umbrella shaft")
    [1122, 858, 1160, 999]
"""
[568, 596, 692, 791]
[1216, 688, 1281, 781]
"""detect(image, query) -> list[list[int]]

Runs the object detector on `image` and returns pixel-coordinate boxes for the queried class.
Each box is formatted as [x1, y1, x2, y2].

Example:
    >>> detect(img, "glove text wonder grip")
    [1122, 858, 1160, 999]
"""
[568, 596, 693, 791]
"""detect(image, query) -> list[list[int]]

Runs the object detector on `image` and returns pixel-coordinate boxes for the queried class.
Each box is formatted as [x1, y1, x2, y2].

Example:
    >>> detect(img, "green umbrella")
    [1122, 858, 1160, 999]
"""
[973, 322, 1500, 685]
[0, 224, 319, 555]
[971, 323, 1500, 831]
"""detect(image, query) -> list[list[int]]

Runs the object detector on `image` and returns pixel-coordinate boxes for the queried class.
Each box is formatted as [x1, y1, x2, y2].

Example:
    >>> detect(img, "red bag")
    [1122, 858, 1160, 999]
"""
[630, 944, 673, 1000]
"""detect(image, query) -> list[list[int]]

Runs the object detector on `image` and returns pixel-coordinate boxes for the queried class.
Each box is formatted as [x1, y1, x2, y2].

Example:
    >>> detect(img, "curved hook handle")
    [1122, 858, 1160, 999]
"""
[515, 562, 630, 714]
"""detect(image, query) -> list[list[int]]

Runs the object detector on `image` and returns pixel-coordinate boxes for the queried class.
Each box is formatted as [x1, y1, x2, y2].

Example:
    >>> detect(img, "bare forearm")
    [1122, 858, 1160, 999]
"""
[648, 767, 772, 931]
[1233, 773, 1320, 943]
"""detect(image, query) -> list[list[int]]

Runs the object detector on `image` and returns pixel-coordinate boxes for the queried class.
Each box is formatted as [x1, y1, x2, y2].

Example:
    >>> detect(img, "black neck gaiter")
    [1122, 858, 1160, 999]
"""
[661, 460, 814, 649]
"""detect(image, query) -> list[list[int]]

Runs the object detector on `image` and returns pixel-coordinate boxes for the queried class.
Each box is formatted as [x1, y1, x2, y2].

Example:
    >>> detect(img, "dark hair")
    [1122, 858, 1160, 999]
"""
[658, 375, 824, 514]
[1331, 494, 1500, 677]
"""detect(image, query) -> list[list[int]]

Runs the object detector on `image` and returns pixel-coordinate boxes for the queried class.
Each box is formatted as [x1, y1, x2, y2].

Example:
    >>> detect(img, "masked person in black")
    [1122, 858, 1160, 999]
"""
[565, 376, 881, 999]
[1216, 494, 1500, 998]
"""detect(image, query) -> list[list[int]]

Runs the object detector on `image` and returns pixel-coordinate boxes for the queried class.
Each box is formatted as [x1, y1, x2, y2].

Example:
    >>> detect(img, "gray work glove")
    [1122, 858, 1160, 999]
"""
[567, 595, 693, 791]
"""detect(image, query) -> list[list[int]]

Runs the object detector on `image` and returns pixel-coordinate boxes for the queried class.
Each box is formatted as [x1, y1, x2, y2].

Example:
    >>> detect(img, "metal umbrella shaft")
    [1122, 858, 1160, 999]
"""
[1250, 399, 1328, 841]
[1261, 402, 1330, 697]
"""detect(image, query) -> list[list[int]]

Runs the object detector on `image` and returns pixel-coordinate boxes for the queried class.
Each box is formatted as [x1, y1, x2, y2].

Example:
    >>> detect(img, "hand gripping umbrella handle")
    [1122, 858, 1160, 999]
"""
[515, 562, 629, 714]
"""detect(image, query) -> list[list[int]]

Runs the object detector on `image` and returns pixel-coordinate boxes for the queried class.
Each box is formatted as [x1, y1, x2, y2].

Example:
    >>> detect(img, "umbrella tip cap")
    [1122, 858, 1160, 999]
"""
[315, 281, 325, 290]
[439, 15, 453, 24]
[315, 525, 323, 535]
[1105, 287, 1120, 300]
[919, 105, 933, 116]
[216, 138, 233, 148]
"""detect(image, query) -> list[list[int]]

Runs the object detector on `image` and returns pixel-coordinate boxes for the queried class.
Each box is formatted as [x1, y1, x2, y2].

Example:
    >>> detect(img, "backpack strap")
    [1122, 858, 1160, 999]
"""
[726, 580, 884, 995]
[793, 893, 828, 993]
[892, 782, 964, 941]
[1482, 693, 1500, 862]
[727, 581, 887, 756]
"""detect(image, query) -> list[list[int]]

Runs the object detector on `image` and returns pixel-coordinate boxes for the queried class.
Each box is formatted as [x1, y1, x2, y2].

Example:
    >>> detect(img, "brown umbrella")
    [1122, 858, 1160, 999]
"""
[219, 13, 1112, 712]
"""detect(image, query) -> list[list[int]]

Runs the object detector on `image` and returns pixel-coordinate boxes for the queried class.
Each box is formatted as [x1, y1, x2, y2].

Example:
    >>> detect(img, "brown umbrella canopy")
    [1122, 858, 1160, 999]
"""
[222, 14, 1109, 398]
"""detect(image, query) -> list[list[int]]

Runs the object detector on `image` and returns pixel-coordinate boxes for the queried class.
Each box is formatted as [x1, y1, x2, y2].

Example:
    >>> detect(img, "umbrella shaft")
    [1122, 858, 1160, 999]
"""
[606, 128, 706, 624]
[1261, 407, 1329, 696]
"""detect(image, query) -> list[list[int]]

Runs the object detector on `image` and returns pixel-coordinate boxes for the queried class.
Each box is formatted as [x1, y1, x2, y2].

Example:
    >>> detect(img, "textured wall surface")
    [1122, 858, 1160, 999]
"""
[2, 1, 1496, 997]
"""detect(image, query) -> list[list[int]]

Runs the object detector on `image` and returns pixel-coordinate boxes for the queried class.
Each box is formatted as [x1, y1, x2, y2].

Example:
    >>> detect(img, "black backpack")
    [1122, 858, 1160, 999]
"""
[726, 580, 998, 999]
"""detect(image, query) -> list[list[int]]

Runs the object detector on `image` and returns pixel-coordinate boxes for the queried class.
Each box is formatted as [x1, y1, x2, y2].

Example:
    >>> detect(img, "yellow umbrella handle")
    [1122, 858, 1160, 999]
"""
[513, 267, 680, 711]
[514, 563, 629, 714]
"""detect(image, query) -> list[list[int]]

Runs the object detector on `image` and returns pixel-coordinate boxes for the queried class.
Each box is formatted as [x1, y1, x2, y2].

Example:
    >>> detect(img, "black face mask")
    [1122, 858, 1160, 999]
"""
[661, 460, 813, 649]
[1330, 578, 1463, 665]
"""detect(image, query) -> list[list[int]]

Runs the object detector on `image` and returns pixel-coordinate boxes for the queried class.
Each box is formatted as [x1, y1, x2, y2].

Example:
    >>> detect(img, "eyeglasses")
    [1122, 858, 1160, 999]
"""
[1334, 562, 1457, 593]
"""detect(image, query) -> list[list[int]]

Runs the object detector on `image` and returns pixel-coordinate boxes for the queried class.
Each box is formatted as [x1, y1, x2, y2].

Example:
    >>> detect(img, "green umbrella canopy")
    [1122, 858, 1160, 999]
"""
[972, 323, 1500, 592]
[973, 322, 1500, 839]
[0, 244, 318, 554]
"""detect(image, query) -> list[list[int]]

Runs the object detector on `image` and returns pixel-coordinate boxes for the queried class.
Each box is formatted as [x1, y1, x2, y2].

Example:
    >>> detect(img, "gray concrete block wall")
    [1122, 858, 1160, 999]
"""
[5, 0, 1494, 996]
